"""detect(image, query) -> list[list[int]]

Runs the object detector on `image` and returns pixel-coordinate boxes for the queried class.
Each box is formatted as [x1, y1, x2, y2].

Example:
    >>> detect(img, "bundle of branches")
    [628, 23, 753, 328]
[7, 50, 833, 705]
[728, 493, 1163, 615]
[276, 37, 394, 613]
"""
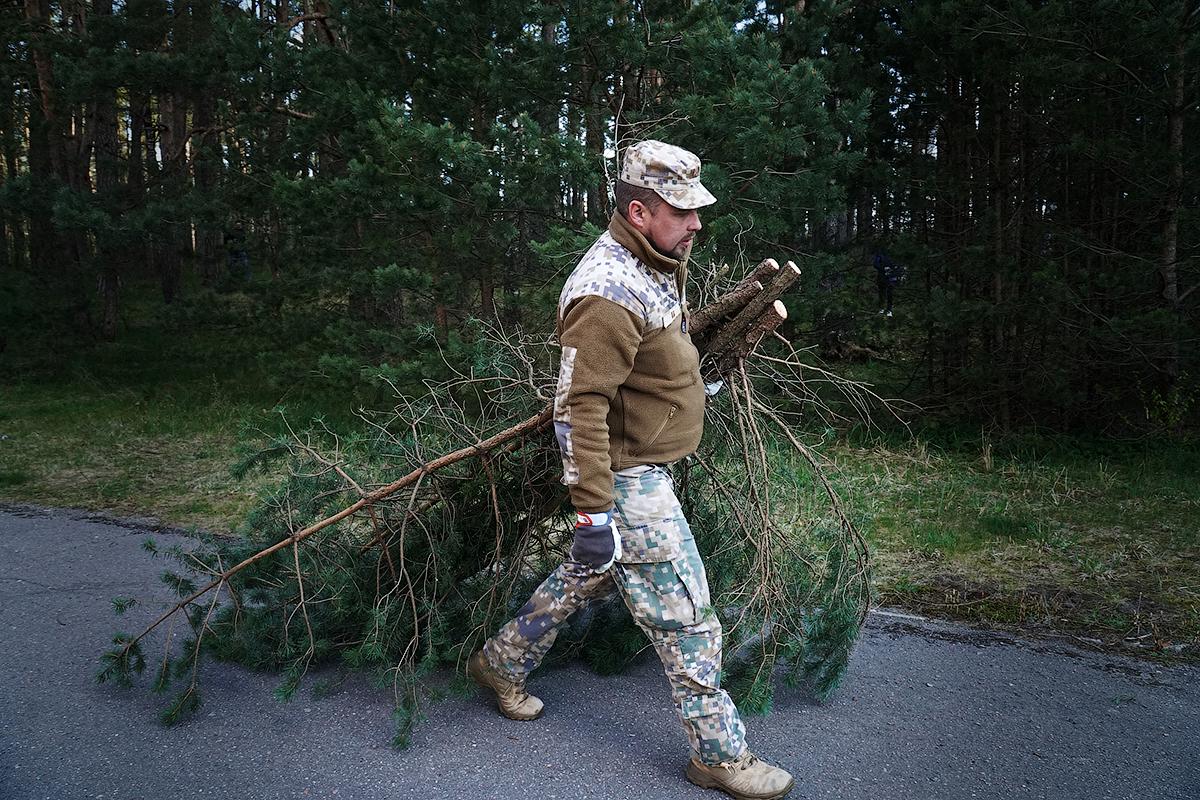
[98, 259, 876, 745]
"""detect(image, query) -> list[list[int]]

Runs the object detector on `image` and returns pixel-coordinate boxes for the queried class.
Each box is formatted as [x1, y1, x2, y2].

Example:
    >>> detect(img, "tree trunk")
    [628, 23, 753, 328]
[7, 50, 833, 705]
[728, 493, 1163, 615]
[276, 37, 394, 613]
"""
[190, 0, 222, 286]
[0, 80, 15, 273]
[25, 80, 56, 278]
[24, 0, 66, 181]
[985, 79, 1009, 429]
[93, 0, 120, 339]
[434, 302, 448, 340]
[583, 50, 607, 225]
[156, 89, 187, 303]
[480, 270, 496, 319]
[259, 0, 289, 279]
[1158, 6, 1191, 382]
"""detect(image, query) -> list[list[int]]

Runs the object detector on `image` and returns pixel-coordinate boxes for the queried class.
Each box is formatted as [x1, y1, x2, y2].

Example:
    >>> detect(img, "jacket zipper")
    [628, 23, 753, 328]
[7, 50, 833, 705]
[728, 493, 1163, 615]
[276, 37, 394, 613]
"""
[631, 404, 677, 457]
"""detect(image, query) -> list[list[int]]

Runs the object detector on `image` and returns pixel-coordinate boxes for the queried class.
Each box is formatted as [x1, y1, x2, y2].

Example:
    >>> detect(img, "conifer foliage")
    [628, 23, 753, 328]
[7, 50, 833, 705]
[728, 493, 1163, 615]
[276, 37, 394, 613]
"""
[98, 282, 876, 744]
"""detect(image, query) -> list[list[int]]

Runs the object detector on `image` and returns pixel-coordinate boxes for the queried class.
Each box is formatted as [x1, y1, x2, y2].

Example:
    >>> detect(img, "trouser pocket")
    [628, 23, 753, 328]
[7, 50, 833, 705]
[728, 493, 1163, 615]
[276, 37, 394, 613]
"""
[611, 465, 707, 627]
[650, 624, 747, 766]
[617, 558, 699, 629]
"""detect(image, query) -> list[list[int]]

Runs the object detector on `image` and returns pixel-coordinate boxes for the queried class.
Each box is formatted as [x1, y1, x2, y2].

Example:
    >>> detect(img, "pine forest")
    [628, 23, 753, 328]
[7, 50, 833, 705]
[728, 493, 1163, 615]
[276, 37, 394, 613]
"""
[2, 0, 1197, 741]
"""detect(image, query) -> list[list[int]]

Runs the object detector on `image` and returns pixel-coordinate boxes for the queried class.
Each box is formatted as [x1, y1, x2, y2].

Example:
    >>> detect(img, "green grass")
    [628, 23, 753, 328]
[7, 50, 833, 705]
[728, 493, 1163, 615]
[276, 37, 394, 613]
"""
[0, 469, 31, 487]
[0, 381, 266, 530]
[832, 428, 1200, 655]
[0, 276, 361, 531]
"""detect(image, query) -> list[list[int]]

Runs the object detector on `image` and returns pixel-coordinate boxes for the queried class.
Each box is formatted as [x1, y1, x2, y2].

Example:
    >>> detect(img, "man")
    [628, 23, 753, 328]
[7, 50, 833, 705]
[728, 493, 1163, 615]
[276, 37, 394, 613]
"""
[872, 248, 904, 317]
[224, 221, 251, 282]
[470, 141, 795, 800]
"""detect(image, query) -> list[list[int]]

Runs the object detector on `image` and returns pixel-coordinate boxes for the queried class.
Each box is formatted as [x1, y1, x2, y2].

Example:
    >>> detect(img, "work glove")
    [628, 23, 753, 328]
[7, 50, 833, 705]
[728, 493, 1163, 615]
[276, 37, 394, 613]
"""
[570, 511, 622, 572]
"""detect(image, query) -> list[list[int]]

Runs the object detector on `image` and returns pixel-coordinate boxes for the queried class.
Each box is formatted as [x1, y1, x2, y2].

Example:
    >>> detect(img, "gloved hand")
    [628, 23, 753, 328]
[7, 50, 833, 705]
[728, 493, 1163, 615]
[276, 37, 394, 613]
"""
[570, 510, 623, 571]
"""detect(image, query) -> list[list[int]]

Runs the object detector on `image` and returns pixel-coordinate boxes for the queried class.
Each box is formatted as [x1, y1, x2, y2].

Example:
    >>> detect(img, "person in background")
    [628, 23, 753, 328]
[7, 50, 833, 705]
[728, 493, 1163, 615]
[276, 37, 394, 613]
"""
[873, 248, 904, 317]
[225, 221, 251, 282]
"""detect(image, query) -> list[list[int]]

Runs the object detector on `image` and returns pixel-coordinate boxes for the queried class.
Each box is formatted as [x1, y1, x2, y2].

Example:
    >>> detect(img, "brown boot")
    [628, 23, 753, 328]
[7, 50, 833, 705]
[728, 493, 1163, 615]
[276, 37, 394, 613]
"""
[686, 752, 795, 800]
[468, 650, 544, 721]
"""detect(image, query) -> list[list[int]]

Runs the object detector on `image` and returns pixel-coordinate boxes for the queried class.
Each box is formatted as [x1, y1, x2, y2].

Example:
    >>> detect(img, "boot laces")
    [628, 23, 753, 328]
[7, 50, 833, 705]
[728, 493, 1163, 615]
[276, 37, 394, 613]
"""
[726, 752, 759, 772]
[498, 675, 529, 701]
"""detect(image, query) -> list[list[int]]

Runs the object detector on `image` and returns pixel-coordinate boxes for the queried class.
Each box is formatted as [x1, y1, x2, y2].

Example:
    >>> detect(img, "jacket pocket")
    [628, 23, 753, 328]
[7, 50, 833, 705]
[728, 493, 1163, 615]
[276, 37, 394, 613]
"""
[629, 404, 677, 459]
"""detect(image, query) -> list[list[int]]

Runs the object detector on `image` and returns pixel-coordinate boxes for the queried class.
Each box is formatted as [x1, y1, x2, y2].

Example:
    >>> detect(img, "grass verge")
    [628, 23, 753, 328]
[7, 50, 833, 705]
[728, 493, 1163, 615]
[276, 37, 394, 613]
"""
[833, 430, 1199, 658]
[0, 382, 272, 531]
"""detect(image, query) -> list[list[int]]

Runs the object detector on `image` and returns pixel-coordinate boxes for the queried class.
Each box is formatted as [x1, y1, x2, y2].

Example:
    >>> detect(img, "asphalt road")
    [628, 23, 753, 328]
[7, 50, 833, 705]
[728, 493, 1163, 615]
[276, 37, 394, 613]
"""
[1, 505, 1196, 800]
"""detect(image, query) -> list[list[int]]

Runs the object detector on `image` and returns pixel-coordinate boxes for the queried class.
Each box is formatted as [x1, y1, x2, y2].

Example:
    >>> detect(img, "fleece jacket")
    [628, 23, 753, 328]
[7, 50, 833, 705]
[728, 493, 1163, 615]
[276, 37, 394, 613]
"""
[552, 211, 705, 513]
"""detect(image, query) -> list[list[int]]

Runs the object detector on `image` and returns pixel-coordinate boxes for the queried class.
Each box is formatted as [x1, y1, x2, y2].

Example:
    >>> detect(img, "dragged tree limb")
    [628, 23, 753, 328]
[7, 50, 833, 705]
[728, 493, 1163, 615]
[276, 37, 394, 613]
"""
[105, 259, 878, 731]
[118, 405, 553, 655]
[117, 266, 843, 659]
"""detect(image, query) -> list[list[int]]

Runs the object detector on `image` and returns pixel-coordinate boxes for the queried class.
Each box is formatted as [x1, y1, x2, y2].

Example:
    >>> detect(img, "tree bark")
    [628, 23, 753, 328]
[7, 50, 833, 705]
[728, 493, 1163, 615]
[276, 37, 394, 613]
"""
[712, 300, 788, 376]
[156, 90, 186, 303]
[986, 78, 1010, 429]
[0, 79, 15, 273]
[583, 49, 607, 225]
[25, 78, 56, 278]
[1158, 4, 1192, 381]
[704, 261, 800, 365]
[690, 280, 764, 338]
[190, 0, 223, 286]
[93, 0, 120, 339]
[24, 0, 66, 181]
[480, 268, 497, 319]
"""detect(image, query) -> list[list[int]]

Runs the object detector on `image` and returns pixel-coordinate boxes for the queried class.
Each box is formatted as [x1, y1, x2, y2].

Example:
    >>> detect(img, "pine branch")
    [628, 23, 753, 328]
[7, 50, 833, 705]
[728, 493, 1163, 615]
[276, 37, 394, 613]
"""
[118, 406, 553, 657]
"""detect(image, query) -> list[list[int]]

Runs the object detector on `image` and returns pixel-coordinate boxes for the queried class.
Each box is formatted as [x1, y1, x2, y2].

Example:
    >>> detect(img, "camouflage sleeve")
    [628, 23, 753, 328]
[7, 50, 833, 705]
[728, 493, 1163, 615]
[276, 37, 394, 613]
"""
[554, 295, 644, 513]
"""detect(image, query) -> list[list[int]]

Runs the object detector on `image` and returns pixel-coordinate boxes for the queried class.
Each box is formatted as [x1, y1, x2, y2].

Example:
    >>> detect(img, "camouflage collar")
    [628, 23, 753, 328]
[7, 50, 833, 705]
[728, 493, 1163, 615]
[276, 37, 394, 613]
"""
[608, 211, 690, 276]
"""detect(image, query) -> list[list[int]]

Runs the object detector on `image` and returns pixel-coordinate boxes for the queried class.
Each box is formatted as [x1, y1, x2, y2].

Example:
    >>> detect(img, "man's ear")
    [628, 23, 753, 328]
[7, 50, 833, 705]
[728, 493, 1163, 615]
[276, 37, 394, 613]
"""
[627, 200, 649, 230]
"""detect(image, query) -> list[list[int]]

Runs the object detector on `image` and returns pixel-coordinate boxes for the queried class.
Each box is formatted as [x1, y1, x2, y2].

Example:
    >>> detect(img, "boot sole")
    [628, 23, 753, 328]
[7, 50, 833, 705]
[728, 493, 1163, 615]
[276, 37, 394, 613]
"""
[468, 657, 544, 721]
[686, 760, 795, 800]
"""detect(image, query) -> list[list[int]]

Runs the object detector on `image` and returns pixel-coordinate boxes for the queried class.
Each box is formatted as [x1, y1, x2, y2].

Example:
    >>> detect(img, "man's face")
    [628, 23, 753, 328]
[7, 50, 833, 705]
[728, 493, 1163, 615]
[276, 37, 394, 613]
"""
[631, 200, 702, 259]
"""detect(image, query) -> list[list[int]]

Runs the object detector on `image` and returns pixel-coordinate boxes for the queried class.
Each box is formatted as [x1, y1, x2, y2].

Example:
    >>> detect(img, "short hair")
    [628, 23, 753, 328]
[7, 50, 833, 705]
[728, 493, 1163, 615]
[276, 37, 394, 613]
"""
[614, 179, 665, 220]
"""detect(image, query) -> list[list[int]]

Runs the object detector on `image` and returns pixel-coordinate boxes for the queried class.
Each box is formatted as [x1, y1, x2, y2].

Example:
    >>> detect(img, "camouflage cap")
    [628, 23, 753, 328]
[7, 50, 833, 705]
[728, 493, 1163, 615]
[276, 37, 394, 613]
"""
[619, 140, 717, 210]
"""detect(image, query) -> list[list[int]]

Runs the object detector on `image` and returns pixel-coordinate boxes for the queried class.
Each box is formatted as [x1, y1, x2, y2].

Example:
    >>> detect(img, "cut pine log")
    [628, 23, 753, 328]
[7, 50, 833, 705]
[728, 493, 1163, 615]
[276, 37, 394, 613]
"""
[704, 260, 800, 369]
[740, 258, 781, 293]
[691, 258, 779, 338]
[691, 280, 763, 338]
[712, 300, 788, 376]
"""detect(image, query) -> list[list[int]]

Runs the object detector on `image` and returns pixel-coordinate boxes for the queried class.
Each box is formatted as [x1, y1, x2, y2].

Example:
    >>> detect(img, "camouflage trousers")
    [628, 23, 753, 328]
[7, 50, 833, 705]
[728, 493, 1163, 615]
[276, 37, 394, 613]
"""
[483, 465, 748, 765]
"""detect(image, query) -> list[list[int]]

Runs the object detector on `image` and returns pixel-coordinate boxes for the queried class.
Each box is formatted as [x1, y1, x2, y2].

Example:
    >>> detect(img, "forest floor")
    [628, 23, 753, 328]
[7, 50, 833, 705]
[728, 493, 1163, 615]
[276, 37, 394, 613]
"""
[2, 282, 1197, 662]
